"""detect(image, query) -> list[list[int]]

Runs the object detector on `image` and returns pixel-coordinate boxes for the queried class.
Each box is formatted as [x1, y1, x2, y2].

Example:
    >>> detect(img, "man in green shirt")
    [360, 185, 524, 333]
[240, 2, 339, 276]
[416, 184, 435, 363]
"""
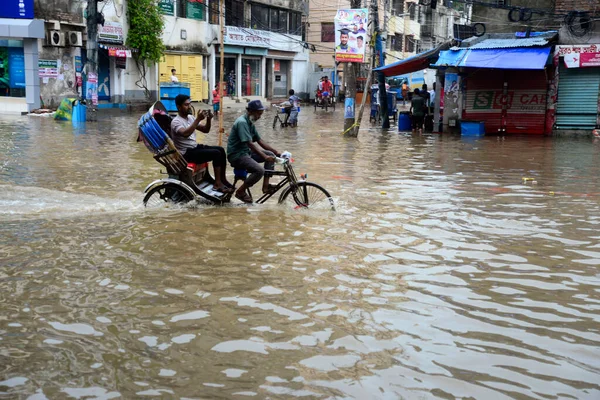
[227, 100, 281, 203]
[409, 88, 428, 134]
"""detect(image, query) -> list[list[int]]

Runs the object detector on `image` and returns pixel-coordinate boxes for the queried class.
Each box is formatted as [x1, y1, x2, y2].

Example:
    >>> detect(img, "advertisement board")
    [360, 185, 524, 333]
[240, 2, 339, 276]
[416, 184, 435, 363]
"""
[556, 44, 600, 68]
[0, 0, 34, 19]
[334, 9, 368, 63]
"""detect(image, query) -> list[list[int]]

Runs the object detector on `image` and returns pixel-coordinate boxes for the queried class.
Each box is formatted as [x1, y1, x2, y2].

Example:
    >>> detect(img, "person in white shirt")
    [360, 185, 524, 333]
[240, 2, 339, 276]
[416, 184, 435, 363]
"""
[429, 82, 436, 114]
[170, 69, 179, 83]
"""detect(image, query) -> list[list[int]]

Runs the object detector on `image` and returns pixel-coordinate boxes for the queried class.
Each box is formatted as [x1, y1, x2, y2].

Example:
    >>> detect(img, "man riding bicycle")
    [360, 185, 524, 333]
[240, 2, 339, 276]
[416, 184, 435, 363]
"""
[227, 100, 281, 203]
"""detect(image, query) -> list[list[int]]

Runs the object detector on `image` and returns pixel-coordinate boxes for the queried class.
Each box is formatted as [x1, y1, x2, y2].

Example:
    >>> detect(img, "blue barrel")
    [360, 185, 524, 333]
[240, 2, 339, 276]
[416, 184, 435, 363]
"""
[398, 111, 411, 131]
[72, 100, 87, 123]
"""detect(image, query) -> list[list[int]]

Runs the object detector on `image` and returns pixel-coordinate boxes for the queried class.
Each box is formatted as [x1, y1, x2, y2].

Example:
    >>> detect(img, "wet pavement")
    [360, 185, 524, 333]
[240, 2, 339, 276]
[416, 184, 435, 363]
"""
[1, 107, 600, 399]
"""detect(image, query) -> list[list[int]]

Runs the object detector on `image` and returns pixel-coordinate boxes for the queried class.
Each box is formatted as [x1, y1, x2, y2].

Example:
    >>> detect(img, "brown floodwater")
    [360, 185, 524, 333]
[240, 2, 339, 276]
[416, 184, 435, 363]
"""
[1, 107, 600, 399]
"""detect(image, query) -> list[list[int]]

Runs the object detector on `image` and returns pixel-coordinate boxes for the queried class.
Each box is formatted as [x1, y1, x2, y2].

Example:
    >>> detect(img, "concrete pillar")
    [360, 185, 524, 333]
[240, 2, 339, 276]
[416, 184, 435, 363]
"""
[208, 47, 216, 99]
[261, 56, 266, 98]
[433, 70, 442, 133]
[236, 53, 242, 97]
[23, 38, 40, 111]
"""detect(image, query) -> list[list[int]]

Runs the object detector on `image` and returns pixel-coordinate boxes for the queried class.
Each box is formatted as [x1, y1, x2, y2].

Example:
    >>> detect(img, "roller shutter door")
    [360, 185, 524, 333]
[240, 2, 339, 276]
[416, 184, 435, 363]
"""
[555, 64, 600, 130]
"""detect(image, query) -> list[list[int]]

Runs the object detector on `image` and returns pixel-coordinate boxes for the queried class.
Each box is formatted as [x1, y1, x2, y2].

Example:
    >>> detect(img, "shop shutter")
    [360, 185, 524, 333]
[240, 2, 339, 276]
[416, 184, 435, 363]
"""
[555, 64, 600, 129]
[463, 71, 504, 133]
[505, 70, 548, 135]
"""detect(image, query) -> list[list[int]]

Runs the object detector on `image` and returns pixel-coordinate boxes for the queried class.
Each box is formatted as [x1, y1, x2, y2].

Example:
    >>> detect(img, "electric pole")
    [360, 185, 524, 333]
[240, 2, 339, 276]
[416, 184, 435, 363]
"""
[218, 0, 225, 146]
[342, 0, 364, 137]
[86, 0, 99, 105]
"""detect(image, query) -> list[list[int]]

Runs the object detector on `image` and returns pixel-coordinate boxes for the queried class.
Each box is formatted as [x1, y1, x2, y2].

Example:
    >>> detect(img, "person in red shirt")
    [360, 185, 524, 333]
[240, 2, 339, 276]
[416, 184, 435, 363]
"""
[212, 84, 220, 114]
[321, 76, 333, 104]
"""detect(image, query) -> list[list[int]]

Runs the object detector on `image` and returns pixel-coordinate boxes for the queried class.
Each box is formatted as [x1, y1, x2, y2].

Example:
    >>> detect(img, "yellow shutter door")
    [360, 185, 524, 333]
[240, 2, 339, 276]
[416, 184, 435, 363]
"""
[159, 54, 182, 83]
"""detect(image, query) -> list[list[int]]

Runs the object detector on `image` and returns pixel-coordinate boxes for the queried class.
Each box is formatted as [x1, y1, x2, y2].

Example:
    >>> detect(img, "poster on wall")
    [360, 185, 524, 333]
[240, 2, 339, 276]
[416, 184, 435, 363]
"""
[8, 48, 25, 89]
[344, 98, 355, 119]
[334, 9, 369, 63]
[0, 0, 34, 19]
[87, 72, 98, 105]
[39, 59, 59, 78]
[74, 56, 83, 73]
[158, 0, 174, 16]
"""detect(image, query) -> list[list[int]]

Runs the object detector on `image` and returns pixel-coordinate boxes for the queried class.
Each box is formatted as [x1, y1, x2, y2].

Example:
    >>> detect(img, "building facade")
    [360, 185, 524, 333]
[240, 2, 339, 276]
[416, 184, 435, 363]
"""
[469, 0, 600, 133]
[1, 0, 44, 113]
[158, 0, 309, 101]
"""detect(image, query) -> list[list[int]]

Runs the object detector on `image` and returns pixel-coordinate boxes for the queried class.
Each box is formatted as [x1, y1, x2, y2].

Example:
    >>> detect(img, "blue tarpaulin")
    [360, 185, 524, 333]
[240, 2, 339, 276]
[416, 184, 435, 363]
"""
[433, 47, 551, 70]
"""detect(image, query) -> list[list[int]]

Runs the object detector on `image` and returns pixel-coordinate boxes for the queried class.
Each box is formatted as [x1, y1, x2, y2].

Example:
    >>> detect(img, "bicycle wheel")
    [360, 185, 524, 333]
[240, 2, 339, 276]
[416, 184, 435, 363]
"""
[273, 114, 278, 129]
[143, 183, 195, 208]
[279, 182, 335, 211]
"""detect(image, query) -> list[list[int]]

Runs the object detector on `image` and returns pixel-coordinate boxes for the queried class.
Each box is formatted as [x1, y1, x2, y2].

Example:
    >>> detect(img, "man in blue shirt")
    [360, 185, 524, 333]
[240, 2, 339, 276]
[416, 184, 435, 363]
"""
[227, 100, 281, 203]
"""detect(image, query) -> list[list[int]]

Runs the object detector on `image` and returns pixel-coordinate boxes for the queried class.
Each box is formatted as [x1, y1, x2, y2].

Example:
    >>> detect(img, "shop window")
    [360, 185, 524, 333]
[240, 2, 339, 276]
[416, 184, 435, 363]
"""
[321, 22, 335, 42]
[0, 40, 25, 98]
[209, 1, 219, 24]
[279, 10, 288, 33]
[392, 0, 404, 16]
[251, 4, 270, 30]
[405, 35, 415, 52]
[225, 0, 244, 27]
[393, 34, 403, 51]
[270, 9, 279, 31]
[242, 57, 261, 96]
[290, 12, 301, 35]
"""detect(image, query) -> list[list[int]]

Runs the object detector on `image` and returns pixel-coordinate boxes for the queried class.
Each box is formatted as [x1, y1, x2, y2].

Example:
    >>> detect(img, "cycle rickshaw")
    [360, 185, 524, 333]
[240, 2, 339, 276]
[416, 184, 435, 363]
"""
[138, 101, 334, 210]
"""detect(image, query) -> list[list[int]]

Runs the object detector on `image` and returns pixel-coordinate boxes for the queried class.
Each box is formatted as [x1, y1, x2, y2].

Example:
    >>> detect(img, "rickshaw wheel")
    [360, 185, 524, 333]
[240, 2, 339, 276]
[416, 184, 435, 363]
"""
[144, 183, 195, 208]
[279, 182, 334, 211]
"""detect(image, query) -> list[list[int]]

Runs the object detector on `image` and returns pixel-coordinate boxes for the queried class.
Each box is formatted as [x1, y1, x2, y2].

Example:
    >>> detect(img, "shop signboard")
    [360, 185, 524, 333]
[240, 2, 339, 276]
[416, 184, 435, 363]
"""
[158, 0, 174, 16]
[556, 44, 600, 68]
[471, 90, 546, 112]
[0, 0, 34, 19]
[98, 22, 124, 44]
[186, 0, 204, 20]
[39, 59, 59, 78]
[334, 9, 369, 63]
[224, 26, 271, 48]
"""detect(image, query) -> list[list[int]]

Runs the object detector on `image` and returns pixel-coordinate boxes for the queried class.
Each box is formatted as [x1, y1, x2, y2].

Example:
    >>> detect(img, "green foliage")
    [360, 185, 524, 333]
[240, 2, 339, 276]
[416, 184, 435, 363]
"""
[126, 0, 165, 63]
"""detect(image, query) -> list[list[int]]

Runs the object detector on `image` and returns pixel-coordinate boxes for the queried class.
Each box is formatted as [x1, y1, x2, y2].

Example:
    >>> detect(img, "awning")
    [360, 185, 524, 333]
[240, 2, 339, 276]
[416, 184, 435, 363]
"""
[0, 18, 44, 39]
[433, 47, 552, 70]
[374, 41, 452, 77]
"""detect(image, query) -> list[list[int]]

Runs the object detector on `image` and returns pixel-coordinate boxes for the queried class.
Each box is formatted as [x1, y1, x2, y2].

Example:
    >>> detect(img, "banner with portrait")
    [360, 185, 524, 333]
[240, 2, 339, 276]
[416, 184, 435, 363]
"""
[334, 9, 368, 63]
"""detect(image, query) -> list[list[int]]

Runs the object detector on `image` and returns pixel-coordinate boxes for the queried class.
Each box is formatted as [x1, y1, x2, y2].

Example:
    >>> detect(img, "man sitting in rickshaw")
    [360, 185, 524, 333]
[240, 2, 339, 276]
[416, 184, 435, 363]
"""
[321, 76, 333, 104]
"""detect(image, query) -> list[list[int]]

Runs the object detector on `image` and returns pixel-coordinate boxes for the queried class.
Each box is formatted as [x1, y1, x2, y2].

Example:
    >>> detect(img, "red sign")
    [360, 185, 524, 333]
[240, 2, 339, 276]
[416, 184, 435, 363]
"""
[472, 91, 546, 112]
[581, 52, 600, 67]
[556, 45, 600, 68]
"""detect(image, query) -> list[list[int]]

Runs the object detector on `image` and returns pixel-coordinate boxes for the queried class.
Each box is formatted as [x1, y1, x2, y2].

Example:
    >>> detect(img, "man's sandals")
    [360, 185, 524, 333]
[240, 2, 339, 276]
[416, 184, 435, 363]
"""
[235, 191, 253, 204]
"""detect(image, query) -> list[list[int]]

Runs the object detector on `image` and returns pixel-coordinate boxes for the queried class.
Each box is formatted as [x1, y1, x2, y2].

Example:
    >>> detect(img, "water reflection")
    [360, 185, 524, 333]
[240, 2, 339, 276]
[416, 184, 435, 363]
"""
[1, 109, 599, 398]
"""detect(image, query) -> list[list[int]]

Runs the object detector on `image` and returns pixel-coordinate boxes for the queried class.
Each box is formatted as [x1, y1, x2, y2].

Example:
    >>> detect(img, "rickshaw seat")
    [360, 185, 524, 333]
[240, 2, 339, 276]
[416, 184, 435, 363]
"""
[187, 162, 209, 173]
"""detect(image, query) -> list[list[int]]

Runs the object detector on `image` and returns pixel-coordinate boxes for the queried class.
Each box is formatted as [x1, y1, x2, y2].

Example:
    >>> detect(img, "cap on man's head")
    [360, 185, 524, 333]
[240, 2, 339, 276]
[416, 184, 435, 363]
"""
[247, 99, 265, 111]
[339, 28, 350, 35]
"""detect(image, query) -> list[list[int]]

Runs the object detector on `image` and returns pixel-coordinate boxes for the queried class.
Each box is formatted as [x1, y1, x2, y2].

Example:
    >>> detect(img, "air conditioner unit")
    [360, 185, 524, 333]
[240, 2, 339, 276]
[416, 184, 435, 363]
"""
[68, 31, 83, 47]
[47, 30, 65, 47]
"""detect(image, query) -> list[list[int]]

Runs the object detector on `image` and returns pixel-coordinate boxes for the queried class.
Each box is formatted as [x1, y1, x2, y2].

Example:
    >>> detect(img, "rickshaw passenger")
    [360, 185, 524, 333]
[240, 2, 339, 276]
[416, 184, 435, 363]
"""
[170, 94, 233, 193]
[227, 100, 281, 203]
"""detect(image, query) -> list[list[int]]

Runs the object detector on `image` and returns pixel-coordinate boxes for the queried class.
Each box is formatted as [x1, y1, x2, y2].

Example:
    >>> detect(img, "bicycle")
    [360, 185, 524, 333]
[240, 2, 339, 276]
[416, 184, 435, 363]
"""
[233, 154, 335, 210]
[272, 104, 291, 129]
[314, 92, 335, 112]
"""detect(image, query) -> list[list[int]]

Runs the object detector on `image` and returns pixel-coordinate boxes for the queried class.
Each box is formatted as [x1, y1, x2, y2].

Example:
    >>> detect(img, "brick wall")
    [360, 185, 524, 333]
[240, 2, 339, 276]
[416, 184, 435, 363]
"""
[555, 0, 599, 14]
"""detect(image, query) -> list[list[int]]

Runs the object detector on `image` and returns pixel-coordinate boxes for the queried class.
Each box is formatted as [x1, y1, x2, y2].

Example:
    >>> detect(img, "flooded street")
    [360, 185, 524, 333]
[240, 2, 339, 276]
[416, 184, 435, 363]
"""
[1, 108, 600, 399]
